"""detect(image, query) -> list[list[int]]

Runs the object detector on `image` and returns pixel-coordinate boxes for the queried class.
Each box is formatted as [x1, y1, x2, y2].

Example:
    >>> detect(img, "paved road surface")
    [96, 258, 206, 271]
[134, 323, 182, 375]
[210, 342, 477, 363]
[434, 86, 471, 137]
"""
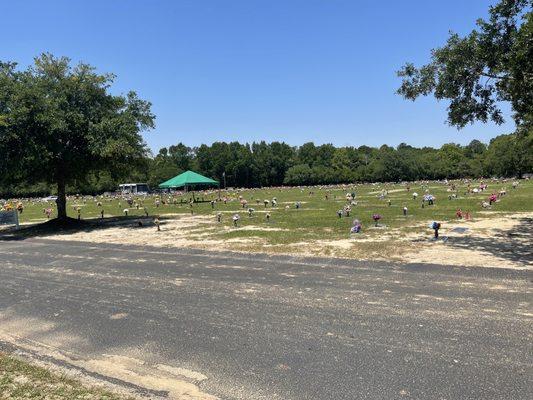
[0, 239, 531, 399]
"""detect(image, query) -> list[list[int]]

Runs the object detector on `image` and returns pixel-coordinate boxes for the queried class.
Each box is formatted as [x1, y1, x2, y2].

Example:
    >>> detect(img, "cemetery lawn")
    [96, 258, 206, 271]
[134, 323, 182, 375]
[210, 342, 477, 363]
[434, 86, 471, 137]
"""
[9, 179, 533, 269]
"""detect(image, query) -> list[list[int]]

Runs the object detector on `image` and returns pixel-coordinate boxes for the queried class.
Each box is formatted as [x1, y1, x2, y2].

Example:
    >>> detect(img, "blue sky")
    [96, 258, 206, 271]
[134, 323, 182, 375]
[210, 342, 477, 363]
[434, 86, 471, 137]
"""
[2, 0, 515, 152]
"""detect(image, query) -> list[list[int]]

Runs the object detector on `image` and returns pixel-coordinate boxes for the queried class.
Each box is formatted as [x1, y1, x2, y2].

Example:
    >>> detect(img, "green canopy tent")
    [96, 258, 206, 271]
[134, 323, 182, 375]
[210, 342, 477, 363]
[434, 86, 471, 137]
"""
[158, 171, 219, 197]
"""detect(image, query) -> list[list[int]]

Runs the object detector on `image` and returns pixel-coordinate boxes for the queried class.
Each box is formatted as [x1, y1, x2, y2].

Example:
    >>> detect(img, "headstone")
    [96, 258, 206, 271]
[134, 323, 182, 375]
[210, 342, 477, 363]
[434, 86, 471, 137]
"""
[0, 210, 19, 228]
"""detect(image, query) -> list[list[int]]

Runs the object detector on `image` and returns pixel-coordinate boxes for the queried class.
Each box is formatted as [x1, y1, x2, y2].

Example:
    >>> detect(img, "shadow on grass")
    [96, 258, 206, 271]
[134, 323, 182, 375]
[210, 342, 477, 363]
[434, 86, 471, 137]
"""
[445, 217, 533, 266]
[0, 214, 173, 241]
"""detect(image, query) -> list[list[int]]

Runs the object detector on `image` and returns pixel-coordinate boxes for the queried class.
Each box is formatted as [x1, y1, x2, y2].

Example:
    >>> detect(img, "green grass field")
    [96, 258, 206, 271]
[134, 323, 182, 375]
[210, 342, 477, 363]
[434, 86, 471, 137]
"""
[7, 179, 532, 257]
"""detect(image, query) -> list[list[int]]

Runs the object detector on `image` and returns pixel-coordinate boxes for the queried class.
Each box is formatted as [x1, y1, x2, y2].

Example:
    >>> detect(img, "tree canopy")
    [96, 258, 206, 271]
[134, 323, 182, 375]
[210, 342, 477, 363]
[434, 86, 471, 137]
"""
[397, 0, 533, 129]
[0, 54, 155, 219]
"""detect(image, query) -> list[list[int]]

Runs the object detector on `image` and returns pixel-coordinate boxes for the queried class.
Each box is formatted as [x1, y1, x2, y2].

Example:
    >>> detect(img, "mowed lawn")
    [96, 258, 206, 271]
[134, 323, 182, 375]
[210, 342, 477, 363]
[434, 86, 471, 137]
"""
[11, 179, 533, 252]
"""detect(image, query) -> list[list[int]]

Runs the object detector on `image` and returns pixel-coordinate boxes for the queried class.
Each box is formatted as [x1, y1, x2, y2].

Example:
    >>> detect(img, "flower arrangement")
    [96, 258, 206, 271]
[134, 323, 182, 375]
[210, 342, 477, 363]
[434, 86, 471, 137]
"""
[350, 219, 362, 234]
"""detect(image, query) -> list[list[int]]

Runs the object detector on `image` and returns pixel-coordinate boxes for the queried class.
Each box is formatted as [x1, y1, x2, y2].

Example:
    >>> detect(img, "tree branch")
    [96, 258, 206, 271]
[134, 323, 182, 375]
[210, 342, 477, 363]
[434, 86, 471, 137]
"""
[480, 72, 506, 80]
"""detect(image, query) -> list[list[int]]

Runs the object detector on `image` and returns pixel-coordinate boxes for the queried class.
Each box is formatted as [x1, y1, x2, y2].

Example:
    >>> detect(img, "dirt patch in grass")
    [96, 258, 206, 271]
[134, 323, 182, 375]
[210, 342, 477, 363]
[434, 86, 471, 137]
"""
[398, 213, 533, 269]
[42, 214, 265, 250]
[37, 212, 533, 270]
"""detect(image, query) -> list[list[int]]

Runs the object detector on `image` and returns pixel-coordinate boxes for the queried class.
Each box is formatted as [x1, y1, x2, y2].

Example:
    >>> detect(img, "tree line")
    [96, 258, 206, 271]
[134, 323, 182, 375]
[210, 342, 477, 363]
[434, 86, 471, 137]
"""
[135, 135, 533, 188]
[2, 133, 531, 198]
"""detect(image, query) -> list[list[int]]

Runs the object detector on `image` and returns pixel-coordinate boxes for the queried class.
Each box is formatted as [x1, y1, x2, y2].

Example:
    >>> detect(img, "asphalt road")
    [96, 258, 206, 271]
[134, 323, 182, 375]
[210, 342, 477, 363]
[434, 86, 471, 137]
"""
[0, 238, 531, 399]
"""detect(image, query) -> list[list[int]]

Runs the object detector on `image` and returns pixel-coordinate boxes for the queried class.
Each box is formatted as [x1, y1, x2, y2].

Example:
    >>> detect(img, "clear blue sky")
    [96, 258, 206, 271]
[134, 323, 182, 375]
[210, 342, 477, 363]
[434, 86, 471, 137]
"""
[2, 0, 515, 153]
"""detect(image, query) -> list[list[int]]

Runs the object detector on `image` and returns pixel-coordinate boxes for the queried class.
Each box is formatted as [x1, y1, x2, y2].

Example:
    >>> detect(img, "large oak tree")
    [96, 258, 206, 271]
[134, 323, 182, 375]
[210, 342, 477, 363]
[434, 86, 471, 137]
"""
[397, 0, 532, 129]
[0, 54, 154, 221]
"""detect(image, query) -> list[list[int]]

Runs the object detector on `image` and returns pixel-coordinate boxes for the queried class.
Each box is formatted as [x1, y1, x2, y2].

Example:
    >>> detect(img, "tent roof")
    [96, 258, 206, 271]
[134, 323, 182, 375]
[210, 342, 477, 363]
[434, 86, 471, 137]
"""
[159, 170, 218, 188]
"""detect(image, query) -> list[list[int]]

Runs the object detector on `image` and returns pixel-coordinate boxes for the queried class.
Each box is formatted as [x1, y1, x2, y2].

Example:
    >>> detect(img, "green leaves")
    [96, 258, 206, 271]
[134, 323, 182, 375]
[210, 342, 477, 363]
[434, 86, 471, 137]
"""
[0, 53, 154, 217]
[397, 0, 532, 128]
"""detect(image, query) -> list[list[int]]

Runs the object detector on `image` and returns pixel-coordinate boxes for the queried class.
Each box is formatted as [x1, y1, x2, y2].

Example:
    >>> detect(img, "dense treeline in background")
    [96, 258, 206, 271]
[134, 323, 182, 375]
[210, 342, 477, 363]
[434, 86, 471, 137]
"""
[2, 131, 532, 198]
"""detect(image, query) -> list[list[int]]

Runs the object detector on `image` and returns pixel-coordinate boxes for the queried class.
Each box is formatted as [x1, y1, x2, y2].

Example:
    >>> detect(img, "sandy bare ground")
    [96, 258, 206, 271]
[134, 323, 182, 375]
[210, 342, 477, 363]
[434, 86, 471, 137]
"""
[400, 213, 532, 269]
[43, 213, 532, 270]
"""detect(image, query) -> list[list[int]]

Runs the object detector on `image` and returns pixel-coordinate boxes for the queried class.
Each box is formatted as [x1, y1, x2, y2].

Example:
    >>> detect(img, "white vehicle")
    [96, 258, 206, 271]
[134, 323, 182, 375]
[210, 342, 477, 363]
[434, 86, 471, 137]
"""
[119, 183, 150, 195]
[42, 195, 58, 202]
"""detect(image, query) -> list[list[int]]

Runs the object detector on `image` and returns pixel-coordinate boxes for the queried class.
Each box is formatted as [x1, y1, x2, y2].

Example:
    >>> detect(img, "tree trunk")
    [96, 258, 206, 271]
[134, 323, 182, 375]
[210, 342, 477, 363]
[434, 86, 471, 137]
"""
[56, 179, 67, 220]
